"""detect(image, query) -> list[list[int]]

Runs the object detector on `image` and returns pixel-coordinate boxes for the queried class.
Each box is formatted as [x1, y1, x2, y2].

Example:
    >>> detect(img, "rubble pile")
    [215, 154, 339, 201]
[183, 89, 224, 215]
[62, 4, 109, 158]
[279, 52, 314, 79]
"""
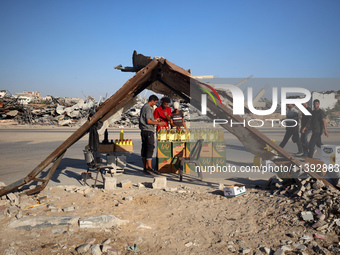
[0, 96, 98, 126]
[268, 176, 340, 235]
[0, 95, 205, 127]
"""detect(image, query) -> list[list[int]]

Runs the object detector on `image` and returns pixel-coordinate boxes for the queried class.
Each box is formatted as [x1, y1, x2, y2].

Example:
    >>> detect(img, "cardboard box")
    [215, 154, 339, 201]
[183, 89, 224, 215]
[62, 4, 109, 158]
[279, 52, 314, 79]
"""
[115, 144, 133, 152]
[98, 144, 115, 153]
[184, 162, 196, 173]
[213, 142, 226, 158]
[321, 145, 340, 165]
[223, 185, 246, 197]
[213, 157, 226, 172]
[185, 142, 195, 157]
[157, 157, 172, 173]
[172, 142, 186, 158]
[157, 142, 172, 158]
[200, 142, 213, 157]
[198, 157, 213, 173]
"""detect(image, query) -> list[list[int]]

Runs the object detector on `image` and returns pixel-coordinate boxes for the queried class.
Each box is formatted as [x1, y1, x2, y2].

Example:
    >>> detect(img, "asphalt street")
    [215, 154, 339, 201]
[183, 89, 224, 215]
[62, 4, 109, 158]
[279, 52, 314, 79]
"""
[0, 126, 339, 190]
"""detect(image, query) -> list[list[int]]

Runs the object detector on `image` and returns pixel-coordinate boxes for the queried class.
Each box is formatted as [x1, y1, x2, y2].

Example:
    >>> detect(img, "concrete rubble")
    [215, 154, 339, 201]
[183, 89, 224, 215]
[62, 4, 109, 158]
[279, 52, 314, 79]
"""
[0, 93, 204, 126]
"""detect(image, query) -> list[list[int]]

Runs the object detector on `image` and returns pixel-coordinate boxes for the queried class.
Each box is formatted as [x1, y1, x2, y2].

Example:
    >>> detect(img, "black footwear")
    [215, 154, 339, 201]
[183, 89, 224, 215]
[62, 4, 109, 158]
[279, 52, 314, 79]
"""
[143, 169, 152, 175]
[296, 152, 304, 156]
[149, 169, 160, 175]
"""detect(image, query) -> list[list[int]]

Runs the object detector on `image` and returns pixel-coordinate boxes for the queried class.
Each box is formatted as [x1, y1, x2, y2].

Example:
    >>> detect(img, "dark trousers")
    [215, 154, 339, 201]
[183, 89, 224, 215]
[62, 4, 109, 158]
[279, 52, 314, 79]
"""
[300, 129, 311, 155]
[307, 132, 322, 158]
[141, 130, 155, 160]
[279, 127, 302, 152]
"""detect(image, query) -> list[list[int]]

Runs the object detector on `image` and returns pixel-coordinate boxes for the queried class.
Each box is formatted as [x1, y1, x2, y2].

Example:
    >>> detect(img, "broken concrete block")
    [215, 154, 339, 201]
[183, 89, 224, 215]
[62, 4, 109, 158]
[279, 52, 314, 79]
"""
[104, 177, 117, 190]
[102, 244, 113, 252]
[106, 248, 121, 255]
[76, 243, 91, 254]
[102, 238, 111, 245]
[62, 206, 75, 212]
[241, 248, 251, 254]
[6, 193, 18, 205]
[185, 242, 193, 247]
[260, 247, 271, 254]
[79, 215, 129, 229]
[120, 180, 132, 189]
[90, 244, 102, 255]
[313, 179, 325, 190]
[152, 176, 167, 190]
[317, 214, 326, 221]
[137, 182, 145, 189]
[301, 211, 314, 221]
[8, 215, 79, 229]
[273, 249, 284, 255]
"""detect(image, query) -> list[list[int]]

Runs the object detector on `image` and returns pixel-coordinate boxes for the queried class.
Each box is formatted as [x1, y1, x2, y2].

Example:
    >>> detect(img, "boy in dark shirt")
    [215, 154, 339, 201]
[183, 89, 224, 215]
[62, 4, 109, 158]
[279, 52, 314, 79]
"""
[302, 99, 329, 158]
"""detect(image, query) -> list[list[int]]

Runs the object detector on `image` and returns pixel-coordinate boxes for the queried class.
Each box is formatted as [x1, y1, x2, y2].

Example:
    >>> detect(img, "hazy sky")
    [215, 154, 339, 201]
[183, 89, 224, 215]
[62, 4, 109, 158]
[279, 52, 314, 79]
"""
[1, 0, 339, 99]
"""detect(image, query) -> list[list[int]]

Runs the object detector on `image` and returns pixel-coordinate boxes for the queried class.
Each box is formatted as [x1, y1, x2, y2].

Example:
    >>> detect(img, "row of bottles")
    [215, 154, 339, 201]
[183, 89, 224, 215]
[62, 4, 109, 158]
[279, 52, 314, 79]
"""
[115, 139, 133, 145]
[157, 127, 224, 142]
[102, 128, 133, 145]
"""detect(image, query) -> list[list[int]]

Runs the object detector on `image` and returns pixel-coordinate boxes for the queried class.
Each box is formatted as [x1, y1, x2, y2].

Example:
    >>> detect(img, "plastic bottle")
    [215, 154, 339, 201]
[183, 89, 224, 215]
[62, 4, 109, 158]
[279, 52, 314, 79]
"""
[186, 129, 190, 141]
[160, 127, 166, 142]
[118, 139, 122, 145]
[120, 128, 124, 141]
[129, 139, 133, 145]
[115, 139, 118, 144]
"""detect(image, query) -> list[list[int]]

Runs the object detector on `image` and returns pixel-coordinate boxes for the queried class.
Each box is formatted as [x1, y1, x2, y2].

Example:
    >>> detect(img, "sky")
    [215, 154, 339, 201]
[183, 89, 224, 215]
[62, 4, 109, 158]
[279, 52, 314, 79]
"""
[0, 0, 339, 100]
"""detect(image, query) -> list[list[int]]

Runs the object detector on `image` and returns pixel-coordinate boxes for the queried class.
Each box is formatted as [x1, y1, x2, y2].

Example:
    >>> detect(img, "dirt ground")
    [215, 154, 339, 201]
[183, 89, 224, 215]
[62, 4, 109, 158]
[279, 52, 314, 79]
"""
[1, 182, 339, 255]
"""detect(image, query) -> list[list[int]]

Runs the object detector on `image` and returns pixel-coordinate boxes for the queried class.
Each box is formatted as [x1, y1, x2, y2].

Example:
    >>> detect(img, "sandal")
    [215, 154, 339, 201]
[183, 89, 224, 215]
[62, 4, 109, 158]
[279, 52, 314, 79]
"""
[148, 169, 160, 175]
[143, 169, 152, 175]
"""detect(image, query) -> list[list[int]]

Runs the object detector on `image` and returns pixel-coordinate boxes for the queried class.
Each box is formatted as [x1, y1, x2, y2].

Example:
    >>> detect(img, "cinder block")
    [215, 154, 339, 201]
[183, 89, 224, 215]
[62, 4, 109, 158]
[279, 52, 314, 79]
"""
[152, 176, 167, 190]
[120, 179, 132, 188]
[104, 177, 117, 190]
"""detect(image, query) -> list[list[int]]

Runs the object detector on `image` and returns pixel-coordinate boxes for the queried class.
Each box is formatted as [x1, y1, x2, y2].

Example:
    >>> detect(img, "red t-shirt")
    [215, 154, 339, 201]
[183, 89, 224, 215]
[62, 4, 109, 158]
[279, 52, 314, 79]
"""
[153, 106, 172, 130]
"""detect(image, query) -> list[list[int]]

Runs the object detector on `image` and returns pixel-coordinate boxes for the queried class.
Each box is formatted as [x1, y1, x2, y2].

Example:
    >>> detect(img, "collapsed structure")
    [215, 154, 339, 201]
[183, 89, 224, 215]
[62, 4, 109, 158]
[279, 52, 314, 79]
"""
[0, 51, 335, 196]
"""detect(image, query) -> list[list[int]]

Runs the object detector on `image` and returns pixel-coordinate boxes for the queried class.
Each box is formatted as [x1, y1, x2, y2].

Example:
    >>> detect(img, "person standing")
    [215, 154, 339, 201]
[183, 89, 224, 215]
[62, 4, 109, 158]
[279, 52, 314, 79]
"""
[170, 101, 186, 131]
[88, 111, 103, 163]
[153, 97, 172, 130]
[279, 104, 303, 155]
[139, 95, 165, 174]
[302, 99, 329, 158]
[300, 102, 312, 156]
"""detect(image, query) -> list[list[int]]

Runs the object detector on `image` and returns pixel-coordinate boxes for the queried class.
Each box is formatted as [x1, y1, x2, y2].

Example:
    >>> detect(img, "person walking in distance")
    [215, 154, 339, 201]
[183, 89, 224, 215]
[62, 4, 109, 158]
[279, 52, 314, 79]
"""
[302, 99, 329, 158]
[279, 104, 303, 156]
[300, 102, 312, 156]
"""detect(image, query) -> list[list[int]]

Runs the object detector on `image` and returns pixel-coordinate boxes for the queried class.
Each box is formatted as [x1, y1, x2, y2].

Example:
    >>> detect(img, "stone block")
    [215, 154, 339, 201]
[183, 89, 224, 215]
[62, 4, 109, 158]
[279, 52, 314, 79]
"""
[120, 180, 132, 189]
[104, 177, 117, 190]
[6, 193, 18, 205]
[152, 176, 167, 190]
[8, 215, 79, 229]
[62, 206, 75, 212]
[76, 243, 91, 254]
[79, 215, 129, 228]
[90, 244, 102, 255]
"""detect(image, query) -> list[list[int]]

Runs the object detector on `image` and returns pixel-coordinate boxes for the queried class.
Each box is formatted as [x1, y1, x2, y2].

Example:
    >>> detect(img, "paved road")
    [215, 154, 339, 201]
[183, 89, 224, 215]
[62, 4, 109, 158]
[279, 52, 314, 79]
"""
[0, 126, 339, 190]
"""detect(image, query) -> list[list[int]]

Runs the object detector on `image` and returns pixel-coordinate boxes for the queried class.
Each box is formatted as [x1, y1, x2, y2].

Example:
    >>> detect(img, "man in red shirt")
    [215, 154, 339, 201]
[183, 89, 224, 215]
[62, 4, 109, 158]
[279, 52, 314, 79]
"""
[153, 97, 172, 130]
